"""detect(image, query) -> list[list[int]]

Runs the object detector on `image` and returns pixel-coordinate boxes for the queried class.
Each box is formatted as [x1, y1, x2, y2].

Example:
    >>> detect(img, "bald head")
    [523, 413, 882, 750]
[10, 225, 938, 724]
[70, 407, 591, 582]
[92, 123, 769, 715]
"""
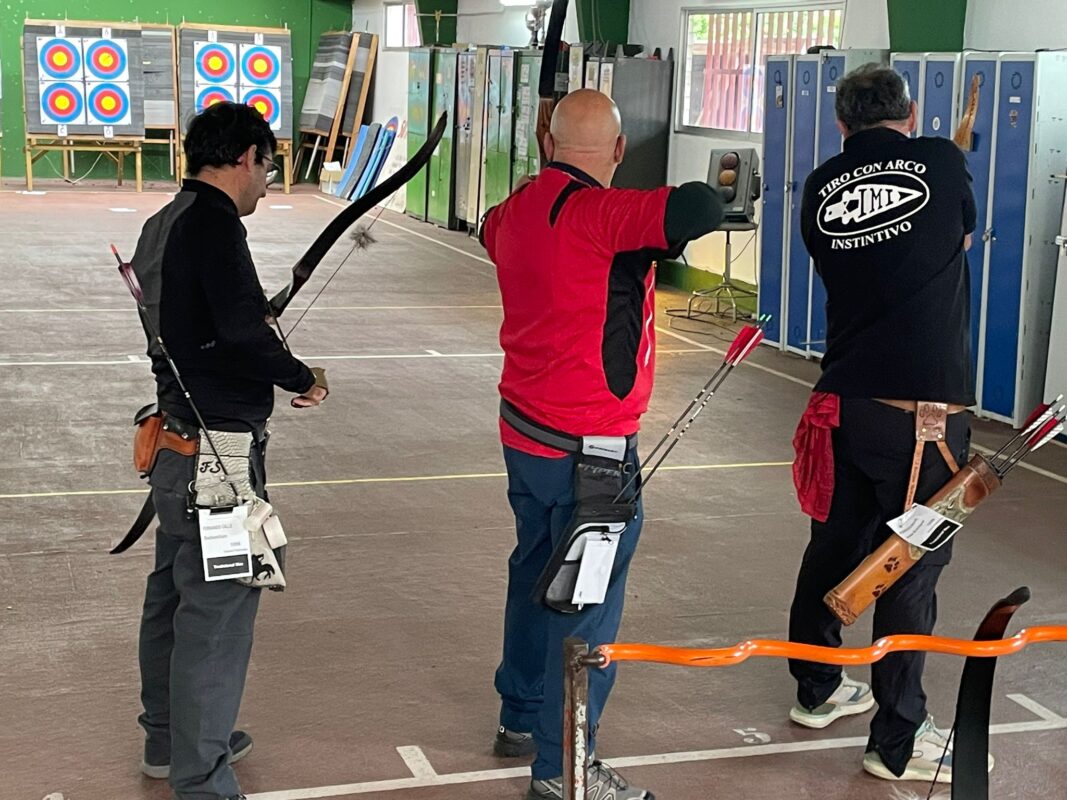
[544, 89, 626, 186]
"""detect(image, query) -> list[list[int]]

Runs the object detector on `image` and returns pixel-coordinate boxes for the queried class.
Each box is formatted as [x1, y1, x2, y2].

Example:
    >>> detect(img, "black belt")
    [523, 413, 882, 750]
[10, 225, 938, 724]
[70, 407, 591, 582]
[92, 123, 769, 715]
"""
[499, 399, 637, 454]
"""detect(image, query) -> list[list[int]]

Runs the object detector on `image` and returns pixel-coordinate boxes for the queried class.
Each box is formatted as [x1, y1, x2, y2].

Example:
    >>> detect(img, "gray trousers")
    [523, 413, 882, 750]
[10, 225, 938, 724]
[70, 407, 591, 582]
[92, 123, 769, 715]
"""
[138, 448, 263, 799]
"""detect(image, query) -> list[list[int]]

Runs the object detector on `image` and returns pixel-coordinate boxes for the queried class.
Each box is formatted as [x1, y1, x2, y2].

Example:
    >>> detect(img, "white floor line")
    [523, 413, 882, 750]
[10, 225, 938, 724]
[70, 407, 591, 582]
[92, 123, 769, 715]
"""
[312, 195, 495, 267]
[396, 745, 438, 778]
[0, 304, 502, 314]
[0, 348, 711, 368]
[656, 326, 816, 389]
[971, 444, 1067, 487]
[246, 693, 1067, 800]
[1007, 693, 1067, 724]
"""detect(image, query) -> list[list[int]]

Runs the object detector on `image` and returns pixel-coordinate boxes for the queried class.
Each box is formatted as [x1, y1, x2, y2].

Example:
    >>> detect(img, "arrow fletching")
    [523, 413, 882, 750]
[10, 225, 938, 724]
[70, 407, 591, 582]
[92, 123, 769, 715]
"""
[1021, 394, 1062, 430]
[111, 244, 145, 304]
[723, 314, 771, 367]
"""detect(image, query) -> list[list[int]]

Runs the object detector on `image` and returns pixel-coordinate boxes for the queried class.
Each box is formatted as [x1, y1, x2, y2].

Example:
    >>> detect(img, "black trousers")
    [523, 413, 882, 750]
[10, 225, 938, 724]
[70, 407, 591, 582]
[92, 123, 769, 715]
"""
[788, 398, 970, 776]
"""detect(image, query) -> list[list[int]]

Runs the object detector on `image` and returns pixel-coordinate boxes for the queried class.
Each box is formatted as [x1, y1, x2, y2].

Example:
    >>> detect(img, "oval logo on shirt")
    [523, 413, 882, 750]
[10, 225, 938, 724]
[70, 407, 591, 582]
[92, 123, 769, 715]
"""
[817, 169, 931, 238]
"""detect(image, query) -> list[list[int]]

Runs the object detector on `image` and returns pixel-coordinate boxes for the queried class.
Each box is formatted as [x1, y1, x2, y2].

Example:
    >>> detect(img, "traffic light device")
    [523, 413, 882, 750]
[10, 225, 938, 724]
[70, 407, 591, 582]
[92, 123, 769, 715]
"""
[707, 148, 761, 224]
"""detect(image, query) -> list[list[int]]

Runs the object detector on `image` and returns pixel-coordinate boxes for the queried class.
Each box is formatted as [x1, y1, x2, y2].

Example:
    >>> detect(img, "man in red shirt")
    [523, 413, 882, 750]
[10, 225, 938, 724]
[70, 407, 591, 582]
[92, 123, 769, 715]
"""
[480, 89, 724, 799]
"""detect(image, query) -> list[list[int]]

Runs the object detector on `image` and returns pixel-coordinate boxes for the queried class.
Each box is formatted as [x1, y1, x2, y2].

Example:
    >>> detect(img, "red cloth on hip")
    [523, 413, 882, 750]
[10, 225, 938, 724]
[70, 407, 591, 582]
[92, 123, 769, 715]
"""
[792, 391, 841, 522]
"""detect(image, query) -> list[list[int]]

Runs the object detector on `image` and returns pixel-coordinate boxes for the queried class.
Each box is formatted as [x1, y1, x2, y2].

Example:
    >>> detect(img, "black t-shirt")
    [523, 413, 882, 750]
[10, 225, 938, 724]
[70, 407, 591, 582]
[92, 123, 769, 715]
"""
[801, 127, 977, 405]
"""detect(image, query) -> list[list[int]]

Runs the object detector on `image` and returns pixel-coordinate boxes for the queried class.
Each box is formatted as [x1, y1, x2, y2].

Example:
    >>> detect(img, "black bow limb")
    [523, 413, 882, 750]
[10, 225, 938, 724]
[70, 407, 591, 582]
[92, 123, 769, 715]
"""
[269, 111, 449, 317]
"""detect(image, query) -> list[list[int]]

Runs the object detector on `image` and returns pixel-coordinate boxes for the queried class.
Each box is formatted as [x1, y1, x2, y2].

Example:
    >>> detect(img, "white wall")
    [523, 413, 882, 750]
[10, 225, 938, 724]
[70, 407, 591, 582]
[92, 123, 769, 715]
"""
[352, 0, 409, 129]
[965, 0, 1067, 50]
[629, 0, 889, 283]
[352, 0, 579, 127]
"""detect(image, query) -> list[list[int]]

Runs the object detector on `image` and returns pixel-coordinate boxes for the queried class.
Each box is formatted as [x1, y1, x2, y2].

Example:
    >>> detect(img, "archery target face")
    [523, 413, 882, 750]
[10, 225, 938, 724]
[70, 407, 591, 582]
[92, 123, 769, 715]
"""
[39, 81, 86, 125]
[239, 45, 282, 88]
[195, 84, 237, 112]
[83, 38, 130, 82]
[37, 36, 83, 80]
[86, 82, 132, 125]
[241, 87, 282, 130]
[194, 41, 237, 85]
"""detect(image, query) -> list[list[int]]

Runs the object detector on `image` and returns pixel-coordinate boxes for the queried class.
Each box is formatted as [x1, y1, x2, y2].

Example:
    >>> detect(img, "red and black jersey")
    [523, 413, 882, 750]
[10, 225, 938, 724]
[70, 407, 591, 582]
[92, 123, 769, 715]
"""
[481, 163, 723, 457]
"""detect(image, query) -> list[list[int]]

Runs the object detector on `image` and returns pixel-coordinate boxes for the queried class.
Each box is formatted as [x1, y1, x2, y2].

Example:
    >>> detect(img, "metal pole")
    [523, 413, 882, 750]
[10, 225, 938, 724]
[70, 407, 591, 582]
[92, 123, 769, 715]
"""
[562, 637, 590, 800]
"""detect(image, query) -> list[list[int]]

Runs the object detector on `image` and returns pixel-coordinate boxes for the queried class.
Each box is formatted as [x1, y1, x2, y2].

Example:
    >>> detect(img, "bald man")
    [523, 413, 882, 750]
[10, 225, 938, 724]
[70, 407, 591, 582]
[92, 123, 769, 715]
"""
[480, 89, 725, 800]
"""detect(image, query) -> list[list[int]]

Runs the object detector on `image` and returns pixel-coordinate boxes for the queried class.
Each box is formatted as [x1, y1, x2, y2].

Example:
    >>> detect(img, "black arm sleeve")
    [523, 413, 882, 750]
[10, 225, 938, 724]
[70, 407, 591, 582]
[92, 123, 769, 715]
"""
[198, 223, 315, 395]
[663, 182, 725, 250]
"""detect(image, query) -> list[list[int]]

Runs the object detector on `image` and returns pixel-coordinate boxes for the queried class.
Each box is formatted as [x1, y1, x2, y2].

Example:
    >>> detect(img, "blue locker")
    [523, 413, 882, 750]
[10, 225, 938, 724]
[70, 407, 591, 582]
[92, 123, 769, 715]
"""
[808, 54, 847, 356]
[890, 53, 924, 136]
[982, 58, 1035, 419]
[921, 55, 960, 137]
[758, 56, 792, 348]
[785, 56, 819, 355]
[962, 56, 997, 392]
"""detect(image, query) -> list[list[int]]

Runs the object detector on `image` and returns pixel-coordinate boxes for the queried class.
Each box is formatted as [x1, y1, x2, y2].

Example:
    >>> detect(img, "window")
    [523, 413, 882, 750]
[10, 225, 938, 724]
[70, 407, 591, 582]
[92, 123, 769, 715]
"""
[681, 5, 844, 134]
[384, 2, 421, 49]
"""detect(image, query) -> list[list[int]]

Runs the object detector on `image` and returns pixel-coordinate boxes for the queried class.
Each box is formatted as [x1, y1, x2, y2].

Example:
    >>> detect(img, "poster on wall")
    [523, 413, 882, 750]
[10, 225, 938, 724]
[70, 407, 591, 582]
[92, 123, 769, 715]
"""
[178, 24, 293, 139]
[24, 22, 145, 137]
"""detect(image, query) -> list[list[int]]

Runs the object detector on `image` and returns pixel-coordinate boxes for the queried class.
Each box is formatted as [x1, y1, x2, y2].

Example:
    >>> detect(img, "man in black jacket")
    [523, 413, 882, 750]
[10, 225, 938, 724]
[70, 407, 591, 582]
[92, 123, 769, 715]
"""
[131, 102, 327, 800]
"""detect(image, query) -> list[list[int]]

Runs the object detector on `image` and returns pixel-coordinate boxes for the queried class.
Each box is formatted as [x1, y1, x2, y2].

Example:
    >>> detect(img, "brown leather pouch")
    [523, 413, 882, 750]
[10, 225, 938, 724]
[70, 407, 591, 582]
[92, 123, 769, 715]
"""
[134, 412, 164, 475]
[133, 405, 198, 476]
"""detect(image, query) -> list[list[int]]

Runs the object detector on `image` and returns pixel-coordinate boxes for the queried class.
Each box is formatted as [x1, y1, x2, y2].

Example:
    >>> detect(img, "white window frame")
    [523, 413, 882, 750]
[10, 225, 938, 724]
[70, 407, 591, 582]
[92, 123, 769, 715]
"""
[675, 1, 845, 139]
[383, 1, 422, 51]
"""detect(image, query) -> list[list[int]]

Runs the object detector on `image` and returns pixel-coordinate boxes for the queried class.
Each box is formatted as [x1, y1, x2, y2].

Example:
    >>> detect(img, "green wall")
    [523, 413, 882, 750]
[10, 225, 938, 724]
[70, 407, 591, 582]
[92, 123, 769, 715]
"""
[887, 0, 967, 52]
[0, 0, 352, 180]
[576, 0, 630, 50]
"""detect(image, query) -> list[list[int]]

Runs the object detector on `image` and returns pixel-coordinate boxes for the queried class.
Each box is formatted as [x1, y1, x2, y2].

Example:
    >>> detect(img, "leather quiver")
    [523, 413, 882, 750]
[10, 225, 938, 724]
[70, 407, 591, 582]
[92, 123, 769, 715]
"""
[824, 455, 1001, 625]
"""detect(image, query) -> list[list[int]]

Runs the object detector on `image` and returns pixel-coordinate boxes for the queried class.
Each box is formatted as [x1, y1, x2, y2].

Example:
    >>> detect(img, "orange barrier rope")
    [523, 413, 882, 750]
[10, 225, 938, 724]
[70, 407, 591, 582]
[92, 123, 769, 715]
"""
[596, 625, 1067, 669]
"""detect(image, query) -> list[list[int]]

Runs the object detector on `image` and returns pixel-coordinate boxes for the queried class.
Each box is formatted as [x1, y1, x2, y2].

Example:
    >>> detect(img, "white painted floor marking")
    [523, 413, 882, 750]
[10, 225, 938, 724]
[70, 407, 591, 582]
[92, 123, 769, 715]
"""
[246, 693, 1067, 800]
[396, 745, 437, 778]
[312, 195, 495, 267]
[656, 325, 815, 388]
[0, 304, 501, 313]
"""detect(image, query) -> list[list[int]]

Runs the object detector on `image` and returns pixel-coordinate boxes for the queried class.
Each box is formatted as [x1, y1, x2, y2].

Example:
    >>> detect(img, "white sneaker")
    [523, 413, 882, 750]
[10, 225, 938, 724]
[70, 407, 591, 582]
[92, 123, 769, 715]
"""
[789, 671, 875, 729]
[862, 715, 995, 783]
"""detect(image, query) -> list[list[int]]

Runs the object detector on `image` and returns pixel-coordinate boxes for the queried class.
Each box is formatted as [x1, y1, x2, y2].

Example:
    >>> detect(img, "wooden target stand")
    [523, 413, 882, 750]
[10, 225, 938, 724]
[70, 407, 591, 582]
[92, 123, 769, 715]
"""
[175, 138, 292, 193]
[21, 17, 147, 192]
[24, 134, 144, 191]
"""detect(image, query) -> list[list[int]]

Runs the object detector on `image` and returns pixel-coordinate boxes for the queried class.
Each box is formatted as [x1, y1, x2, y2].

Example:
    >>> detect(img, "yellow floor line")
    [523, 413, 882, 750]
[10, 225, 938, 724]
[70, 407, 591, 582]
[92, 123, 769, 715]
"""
[0, 461, 793, 500]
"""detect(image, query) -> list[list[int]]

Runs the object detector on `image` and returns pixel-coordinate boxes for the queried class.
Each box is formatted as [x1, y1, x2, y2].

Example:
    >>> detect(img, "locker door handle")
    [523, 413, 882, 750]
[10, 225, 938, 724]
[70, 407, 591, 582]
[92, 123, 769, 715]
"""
[982, 228, 996, 243]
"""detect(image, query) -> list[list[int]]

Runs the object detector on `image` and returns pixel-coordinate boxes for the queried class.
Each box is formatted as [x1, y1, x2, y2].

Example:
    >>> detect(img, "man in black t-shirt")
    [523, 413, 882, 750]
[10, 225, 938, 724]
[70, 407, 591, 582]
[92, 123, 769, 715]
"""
[786, 65, 984, 786]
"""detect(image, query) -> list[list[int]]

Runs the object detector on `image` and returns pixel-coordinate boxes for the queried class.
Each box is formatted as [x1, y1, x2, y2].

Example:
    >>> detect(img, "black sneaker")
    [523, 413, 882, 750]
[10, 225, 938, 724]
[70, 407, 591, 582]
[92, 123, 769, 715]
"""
[527, 759, 654, 799]
[493, 725, 537, 757]
[141, 730, 254, 779]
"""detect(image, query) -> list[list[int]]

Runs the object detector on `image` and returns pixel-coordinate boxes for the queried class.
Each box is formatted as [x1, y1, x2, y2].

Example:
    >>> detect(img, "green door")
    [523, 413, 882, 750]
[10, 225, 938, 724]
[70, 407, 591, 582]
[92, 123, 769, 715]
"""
[428, 49, 458, 228]
[406, 48, 434, 221]
[483, 50, 515, 210]
[512, 51, 542, 187]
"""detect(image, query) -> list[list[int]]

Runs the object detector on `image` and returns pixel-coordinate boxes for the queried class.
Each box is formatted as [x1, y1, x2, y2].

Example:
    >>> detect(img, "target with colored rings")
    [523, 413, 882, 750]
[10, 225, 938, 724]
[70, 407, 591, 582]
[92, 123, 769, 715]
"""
[242, 89, 281, 128]
[87, 83, 131, 125]
[196, 85, 236, 112]
[84, 39, 128, 81]
[240, 45, 281, 87]
[194, 42, 237, 83]
[40, 82, 85, 124]
[38, 37, 83, 80]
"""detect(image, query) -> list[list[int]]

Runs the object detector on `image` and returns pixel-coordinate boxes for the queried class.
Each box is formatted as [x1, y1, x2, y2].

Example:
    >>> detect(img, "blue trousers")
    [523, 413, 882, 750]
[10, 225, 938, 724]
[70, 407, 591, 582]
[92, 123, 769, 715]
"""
[495, 445, 644, 780]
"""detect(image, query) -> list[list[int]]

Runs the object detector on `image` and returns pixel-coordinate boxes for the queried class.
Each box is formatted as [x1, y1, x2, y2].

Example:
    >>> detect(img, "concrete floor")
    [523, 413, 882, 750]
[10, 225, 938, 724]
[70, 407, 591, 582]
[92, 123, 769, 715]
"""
[1, 183, 1065, 800]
